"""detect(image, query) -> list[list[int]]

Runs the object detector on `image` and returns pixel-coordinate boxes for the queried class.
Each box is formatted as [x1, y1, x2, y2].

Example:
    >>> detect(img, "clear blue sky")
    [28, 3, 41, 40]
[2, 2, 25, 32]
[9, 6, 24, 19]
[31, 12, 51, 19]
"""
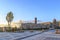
[0, 0, 60, 24]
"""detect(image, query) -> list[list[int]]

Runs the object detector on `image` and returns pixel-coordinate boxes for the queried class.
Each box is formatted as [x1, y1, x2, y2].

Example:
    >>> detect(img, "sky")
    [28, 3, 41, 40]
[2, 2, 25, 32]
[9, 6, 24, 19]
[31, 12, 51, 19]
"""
[0, 0, 60, 24]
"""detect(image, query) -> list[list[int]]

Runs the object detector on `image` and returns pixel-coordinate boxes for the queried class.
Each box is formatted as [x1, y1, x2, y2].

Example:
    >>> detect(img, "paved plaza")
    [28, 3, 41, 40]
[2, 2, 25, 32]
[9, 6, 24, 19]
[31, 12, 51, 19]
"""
[0, 30, 60, 40]
[0, 31, 42, 40]
[22, 30, 60, 40]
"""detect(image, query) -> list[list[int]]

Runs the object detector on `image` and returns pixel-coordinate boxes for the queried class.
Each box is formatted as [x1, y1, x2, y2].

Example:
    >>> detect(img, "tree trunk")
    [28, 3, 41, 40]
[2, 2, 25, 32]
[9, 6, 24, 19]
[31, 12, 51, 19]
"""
[8, 22, 11, 31]
[8, 22, 10, 27]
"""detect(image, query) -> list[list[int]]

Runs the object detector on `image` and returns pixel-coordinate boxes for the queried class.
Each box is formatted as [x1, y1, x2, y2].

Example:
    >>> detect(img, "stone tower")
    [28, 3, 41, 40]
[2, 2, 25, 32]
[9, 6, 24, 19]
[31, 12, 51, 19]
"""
[35, 17, 37, 24]
[53, 18, 57, 28]
[53, 18, 56, 25]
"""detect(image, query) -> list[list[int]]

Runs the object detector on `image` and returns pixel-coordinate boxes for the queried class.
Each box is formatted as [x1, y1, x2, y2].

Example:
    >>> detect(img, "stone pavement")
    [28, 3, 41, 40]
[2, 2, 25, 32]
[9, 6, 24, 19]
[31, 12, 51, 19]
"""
[0, 31, 42, 40]
[22, 30, 60, 40]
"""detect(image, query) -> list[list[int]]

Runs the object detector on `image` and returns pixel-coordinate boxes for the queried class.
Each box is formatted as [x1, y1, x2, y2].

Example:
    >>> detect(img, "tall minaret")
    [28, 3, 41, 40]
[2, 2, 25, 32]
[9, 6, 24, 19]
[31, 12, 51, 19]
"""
[35, 17, 37, 24]
[53, 18, 56, 25]
[53, 18, 57, 28]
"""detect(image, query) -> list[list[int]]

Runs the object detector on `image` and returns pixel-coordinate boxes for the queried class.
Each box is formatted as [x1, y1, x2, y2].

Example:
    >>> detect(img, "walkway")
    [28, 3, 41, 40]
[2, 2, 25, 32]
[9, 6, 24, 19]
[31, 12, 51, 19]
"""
[14, 30, 49, 40]
[21, 30, 60, 40]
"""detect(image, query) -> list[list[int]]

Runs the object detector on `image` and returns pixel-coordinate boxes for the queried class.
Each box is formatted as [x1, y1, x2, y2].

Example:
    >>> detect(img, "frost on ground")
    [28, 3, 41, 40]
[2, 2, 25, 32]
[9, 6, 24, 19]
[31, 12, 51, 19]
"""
[0, 31, 41, 40]
[0, 30, 60, 40]
[22, 30, 60, 40]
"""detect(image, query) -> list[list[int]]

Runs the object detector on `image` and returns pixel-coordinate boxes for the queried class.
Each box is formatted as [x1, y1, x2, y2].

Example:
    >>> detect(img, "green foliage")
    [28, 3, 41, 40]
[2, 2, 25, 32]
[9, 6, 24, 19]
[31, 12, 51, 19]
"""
[6, 11, 14, 28]
[55, 26, 60, 29]
[22, 28, 49, 30]
[13, 27, 17, 32]
[6, 12, 14, 22]
[0, 30, 3, 32]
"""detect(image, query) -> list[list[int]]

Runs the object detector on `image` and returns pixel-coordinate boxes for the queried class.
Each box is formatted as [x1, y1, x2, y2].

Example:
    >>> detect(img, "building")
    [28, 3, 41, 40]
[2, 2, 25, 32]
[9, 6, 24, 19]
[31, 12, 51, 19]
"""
[52, 18, 59, 28]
